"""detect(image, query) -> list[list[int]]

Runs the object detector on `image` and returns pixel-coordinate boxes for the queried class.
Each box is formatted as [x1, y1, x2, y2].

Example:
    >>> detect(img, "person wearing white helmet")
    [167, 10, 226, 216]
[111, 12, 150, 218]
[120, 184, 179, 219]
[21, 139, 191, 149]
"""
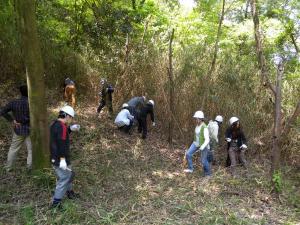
[50, 105, 80, 209]
[114, 103, 134, 134]
[225, 116, 247, 175]
[184, 111, 211, 176]
[97, 78, 114, 116]
[207, 115, 223, 165]
[136, 100, 155, 139]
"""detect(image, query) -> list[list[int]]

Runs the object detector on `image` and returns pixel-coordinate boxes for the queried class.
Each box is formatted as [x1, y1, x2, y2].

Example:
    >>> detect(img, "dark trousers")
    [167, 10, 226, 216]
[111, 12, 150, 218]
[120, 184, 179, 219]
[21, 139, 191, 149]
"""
[97, 99, 113, 114]
[137, 117, 147, 139]
[119, 120, 133, 134]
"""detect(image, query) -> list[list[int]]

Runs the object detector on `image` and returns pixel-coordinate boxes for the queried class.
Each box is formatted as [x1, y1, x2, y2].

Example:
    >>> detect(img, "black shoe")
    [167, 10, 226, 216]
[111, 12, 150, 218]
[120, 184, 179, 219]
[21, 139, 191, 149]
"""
[49, 202, 63, 210]
[67, 190, 80, 199]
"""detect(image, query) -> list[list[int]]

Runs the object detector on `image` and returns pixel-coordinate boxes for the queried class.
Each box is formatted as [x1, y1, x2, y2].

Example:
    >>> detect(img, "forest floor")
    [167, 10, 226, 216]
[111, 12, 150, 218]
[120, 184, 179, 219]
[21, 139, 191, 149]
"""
[0, 101, 299, 225]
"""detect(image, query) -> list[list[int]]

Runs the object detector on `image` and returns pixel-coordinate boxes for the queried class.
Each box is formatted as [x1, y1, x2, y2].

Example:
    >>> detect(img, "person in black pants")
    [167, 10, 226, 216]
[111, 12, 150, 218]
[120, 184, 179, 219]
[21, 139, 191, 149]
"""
[136, 100, 155, 139]
[97, 79, 114, 116]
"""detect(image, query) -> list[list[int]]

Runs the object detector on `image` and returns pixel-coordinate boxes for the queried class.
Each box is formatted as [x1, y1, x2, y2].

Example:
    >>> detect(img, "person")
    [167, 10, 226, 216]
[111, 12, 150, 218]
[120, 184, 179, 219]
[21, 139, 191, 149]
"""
[0, 85, 32, 171]
[207, 115, 223, 165]
[136, 100, 155, 139]
[184, 111, 210, 177]
[127, 96, 146, 122]
[97, 79, 114, 116]
[63, 78, 76, 108]
[114, 103, 134, 134]
[50, 105, 80, 209]
[225, 116, 248, 175]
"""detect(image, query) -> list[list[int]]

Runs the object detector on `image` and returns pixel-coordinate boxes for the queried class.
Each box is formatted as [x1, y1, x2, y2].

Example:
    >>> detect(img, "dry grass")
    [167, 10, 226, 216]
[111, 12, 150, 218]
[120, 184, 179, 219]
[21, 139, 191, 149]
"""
[0, 102, 299, 225]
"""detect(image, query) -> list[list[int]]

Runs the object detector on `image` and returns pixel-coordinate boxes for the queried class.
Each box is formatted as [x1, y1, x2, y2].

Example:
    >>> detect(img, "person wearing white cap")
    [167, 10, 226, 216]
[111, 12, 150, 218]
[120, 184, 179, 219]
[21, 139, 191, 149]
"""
[225, 117, 248, 175]
[114, 103, 134, 134]
[207, 115, 223, 164]
[50, 105, 80, 209]
[184, 111, 211, 176]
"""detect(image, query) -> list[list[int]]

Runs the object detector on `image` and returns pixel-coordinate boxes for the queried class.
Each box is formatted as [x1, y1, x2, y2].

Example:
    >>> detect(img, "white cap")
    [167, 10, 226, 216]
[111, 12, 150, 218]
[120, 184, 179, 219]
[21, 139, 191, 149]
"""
[229, 116, 239, 125]
[60, 105, 75, 117]
[215, 115, 223, 123]
[148, 100, 154, 106]
[193, 111, 204, 119]
[122, 103, 129, 108]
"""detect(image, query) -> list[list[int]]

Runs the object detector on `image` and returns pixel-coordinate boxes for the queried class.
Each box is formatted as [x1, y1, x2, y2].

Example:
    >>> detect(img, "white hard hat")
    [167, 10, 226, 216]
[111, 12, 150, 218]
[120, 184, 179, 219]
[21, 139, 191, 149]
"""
[229, 116, 239, 125]
[60, 105, 75, 118]
[122, 103, 129, 108]
[148, 100, 154, 106]
[193, 111, 204, 119]
[215, 115, 223, 123]
[100, 78, 106, 84]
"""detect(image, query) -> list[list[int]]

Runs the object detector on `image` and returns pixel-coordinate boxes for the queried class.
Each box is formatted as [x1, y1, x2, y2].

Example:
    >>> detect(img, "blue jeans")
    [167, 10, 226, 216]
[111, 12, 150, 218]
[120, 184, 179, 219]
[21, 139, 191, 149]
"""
[186, 143, 211, 176]
[53, 166, 74, 200]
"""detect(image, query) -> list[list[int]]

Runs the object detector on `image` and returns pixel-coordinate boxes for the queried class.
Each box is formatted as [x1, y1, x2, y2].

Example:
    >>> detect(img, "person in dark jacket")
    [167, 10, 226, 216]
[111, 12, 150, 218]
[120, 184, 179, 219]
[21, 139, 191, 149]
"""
[50, 105, 80, 209]
[127, 96, 146, 122]
[63, 78, 76, 108]
[0, 85, 32, 171]
[136, 100, 155, 139]
[97, 79, 114, 116]
[225, 117, 248, 175]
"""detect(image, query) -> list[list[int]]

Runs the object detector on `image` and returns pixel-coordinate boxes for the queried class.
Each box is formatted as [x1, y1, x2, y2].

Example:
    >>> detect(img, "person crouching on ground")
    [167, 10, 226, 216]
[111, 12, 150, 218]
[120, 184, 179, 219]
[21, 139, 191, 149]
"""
[114, 103, 134, 134]
[184, 111, 211, 177]
[225, 116, 247, 176]
[50, 105, 80, 209]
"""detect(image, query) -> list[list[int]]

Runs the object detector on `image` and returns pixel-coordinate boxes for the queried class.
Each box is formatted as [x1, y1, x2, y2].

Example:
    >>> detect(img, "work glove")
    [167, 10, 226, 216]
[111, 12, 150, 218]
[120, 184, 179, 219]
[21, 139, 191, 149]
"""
[226, 138, 231, 142]
[152, 122, 156, 127]
[59, 158, 67, 170]
[70, 124, 80, 132]
[240, 144, 247, 149]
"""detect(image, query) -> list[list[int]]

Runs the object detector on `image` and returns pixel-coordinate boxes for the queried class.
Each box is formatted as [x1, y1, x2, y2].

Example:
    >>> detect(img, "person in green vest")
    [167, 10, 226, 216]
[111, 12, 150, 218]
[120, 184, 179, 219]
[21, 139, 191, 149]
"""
[184, 111, 211, 176]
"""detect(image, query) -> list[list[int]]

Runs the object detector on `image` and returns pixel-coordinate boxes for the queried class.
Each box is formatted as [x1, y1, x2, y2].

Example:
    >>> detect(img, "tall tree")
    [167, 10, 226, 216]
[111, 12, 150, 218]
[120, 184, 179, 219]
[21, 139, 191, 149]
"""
[16, 0, 49, 169]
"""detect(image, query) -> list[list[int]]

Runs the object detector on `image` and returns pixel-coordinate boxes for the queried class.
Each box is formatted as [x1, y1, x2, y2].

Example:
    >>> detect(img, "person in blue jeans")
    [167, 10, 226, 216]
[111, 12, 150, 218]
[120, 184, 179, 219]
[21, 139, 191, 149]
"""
[184, 111, 211, 176]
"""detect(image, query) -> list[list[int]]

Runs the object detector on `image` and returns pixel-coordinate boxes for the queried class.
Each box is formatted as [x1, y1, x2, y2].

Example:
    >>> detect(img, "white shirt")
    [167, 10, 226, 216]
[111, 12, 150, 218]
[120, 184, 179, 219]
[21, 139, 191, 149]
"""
[208, 120, 219, 143]
[193, 123, 210, 150]
[114, 109, 134, 127]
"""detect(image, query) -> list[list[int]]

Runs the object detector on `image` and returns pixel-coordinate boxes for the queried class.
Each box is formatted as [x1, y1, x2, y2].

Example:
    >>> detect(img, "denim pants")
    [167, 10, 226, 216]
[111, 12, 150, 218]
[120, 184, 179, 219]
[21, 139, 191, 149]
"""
[186, 143, 211, 176]
[53, 166, 74, 200]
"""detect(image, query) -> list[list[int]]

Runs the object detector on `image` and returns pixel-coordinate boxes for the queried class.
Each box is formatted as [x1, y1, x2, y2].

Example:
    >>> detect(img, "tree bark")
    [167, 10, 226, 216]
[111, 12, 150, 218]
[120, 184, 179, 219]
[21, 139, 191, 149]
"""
[271, 63, 283, 175]
[201, 0, 226, 107]
[250, 0, 276, 94]
[168, 28, 175, 147]
[16, 0, 49, 169]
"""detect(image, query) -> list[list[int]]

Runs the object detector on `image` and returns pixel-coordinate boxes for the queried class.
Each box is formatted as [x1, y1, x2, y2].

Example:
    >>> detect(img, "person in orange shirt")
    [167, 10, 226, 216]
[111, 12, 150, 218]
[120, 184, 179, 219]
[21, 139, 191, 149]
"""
[64, 78, 76, 108]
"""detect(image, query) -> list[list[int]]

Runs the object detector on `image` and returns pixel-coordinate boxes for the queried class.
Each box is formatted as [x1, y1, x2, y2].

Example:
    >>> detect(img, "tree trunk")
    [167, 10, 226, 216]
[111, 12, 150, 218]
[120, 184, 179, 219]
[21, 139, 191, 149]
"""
[290, 33, 299, 54]
[16, 0, 49, 169]
[271, 63, 283, 175]
[168, 28, 175, 147]
[201, 0, 226, 107]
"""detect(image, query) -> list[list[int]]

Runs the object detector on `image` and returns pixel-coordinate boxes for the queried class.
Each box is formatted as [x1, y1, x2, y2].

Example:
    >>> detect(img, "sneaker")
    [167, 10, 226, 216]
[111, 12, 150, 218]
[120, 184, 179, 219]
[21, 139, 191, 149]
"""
[67, 190, 80, 199]
[49, 202, 63, 210]
[184, 169, 193, 173]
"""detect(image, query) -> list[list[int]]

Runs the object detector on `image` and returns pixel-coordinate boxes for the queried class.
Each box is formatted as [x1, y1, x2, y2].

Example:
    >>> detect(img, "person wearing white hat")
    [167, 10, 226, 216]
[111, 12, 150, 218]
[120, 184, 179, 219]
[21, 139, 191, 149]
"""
[114, 103, 134, 134]
[184, 111, 211, 176]
[50, 105, 80, 209]
[225, 117, 248, 175]
[207, 115, 223, 164]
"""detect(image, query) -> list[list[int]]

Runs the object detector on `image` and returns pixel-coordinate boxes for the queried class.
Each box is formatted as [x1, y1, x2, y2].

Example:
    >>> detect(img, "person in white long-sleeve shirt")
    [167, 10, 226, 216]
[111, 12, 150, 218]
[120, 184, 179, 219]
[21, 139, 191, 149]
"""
[114, 103, 134, 134]
[207, 115, 223, 164]
[184, 111, 211, 176]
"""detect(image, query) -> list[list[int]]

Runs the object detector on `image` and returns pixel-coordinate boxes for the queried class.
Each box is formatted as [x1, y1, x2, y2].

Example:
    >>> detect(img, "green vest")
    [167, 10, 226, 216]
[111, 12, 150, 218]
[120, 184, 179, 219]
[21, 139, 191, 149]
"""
[194, 123, 207, 146]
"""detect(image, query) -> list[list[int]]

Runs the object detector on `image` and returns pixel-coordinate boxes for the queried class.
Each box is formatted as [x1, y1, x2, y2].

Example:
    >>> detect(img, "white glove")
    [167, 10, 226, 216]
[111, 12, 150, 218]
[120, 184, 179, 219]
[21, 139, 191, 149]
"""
[226, 138, 231, 142]
[240, 144, 247, 149]
[70, 124, 80, 132]
[152, 122, 156, 127]
[59, 158, 67, 170]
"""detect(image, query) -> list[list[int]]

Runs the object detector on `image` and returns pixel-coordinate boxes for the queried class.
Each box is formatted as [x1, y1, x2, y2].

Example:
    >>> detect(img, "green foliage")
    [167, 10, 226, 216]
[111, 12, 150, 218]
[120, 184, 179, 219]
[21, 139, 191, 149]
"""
[20, 205, 34, 225]
[272, 170, 283, 193]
